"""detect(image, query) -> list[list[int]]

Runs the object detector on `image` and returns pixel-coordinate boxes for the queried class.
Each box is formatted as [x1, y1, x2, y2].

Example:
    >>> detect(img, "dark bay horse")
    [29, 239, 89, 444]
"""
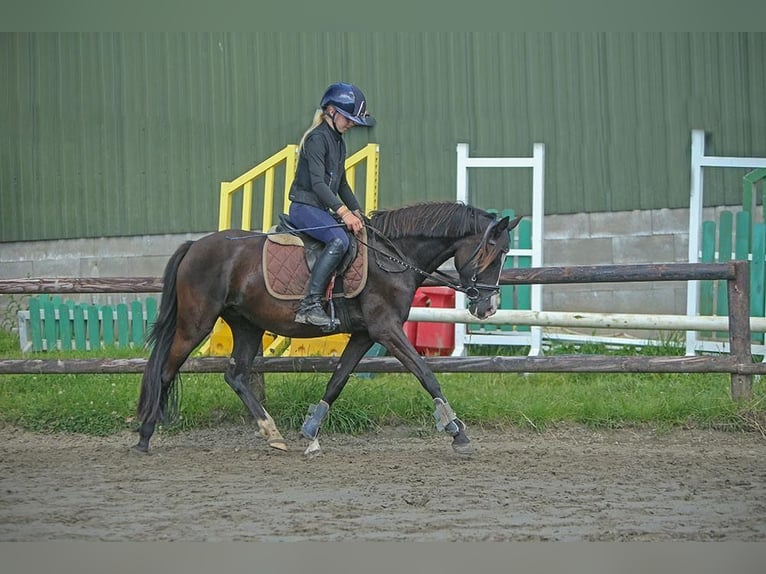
[135, 201, 518, 455]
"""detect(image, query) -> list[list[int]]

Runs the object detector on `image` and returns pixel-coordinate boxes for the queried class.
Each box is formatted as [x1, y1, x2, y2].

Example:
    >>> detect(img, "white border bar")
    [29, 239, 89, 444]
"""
[453, 142, 545, 356]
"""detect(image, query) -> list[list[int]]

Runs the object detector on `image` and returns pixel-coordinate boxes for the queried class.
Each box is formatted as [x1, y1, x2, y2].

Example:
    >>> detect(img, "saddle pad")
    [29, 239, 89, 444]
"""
[265, 226, 304, 247]
[263, 230, 368, 300]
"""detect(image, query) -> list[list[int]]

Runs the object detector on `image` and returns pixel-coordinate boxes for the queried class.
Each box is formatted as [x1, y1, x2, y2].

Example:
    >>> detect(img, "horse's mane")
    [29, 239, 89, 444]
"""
[368, 201, 491, 240]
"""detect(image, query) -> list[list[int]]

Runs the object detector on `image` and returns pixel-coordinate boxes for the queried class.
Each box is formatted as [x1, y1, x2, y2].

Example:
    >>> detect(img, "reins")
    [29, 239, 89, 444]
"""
[359, 223, 503, 303]
[224, 218, 502, 302]
[357, 225, 469, 293]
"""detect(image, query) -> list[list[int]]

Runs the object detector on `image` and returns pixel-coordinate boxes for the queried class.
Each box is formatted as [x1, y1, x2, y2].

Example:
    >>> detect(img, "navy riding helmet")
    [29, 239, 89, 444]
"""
[320, 82, 376, 127]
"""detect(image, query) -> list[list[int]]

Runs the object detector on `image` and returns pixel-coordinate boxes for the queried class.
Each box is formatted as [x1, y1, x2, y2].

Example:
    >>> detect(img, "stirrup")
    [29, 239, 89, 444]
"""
[295, 300, 339, 331]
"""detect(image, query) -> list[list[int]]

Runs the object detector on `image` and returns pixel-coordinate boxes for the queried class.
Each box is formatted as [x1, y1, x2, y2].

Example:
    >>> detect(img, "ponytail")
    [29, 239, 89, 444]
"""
[298, 109, 325, 153]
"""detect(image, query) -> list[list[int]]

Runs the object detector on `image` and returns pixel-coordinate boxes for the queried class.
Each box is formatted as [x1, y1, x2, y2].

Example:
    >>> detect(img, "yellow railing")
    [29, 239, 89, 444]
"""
[343, 143, 380, 217]
[218, 142, 379, 232]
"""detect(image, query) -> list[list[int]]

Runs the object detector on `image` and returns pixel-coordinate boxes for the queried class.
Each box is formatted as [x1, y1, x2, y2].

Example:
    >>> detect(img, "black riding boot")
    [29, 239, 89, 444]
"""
[295, 238, 345, 330]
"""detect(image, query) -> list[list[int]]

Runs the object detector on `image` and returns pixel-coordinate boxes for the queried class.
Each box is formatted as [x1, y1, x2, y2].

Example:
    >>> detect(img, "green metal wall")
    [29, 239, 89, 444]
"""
[2, 32, 765, 242]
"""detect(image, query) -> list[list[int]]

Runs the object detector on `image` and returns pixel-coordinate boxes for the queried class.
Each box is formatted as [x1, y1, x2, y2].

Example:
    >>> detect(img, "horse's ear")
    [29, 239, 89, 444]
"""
[508, 215, 523, 230]
[495, 215, 522, 234]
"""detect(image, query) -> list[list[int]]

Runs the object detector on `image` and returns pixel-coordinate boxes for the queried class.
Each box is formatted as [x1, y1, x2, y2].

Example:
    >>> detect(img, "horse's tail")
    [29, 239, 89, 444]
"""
[136, 240, 194, 424]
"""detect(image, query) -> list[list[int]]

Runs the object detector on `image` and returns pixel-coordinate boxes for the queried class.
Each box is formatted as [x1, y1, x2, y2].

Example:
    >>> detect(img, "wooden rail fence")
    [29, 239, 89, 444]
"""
[0, 262, 758, 401]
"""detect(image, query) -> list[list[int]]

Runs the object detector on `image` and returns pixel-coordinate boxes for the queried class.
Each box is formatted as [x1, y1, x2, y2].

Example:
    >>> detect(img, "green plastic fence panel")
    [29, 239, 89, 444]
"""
[699, 221, 716, 318]
[117, 303, 129, 348]
[358, 342, 388, 379]
[698, 220, 717, 338]
[49, 296, 64, 350]
[735, 211, 751, 261]
[43, 297, 57, 351]
[28, 296, 43, 352]
[145, 297, 158, 334]
[22, 295, 155, 353]
[751, 223, 766, 344]
[717, 211, 733, 264]
[498, 210, 515, 333]
[101, 304, 115, 347]
[73, 304, 87, 351]
[743, 168, 766, 217]
[131, 300, 145, 347]
[87, 304, 101, 351]
[59, 301, 73, 351]
[754, 169, 766, 211]
[514, 218, 533, 333]
[498, 209, 516, 333]
[743, 181, 753, 217]
[715, 211, 733, 338]
[734, 210, 754, 338]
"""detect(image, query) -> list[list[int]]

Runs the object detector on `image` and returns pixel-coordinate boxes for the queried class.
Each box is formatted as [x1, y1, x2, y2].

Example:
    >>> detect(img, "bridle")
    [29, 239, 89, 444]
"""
[453, 218, 508, 304]
[361, 218, 508, 304]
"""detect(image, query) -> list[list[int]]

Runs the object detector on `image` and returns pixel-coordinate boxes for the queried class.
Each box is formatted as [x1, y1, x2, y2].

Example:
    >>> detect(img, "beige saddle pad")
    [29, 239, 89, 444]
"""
[263, 228, 368, 300]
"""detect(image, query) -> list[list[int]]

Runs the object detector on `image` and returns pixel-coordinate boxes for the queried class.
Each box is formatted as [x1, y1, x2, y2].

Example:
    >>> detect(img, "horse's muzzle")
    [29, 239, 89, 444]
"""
[468, 292, 499, 320]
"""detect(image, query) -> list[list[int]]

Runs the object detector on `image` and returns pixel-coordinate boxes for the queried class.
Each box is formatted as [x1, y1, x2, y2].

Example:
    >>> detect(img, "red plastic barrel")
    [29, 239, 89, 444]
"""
[403, 287, 455, 356]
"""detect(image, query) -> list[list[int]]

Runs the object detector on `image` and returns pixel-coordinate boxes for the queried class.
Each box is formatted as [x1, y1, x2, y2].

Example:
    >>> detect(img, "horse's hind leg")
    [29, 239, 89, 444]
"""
[224, 320, 286, 451]
[135, 330, 207, 453]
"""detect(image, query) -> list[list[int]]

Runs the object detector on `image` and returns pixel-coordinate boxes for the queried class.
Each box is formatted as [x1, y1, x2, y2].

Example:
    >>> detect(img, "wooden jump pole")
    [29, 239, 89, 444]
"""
[0, 263, 738, 295]
[2, 353, 765, 376]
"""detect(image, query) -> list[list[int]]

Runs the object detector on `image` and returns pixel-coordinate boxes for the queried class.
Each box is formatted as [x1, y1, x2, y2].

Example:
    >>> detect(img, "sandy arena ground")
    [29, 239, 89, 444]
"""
[1, 423, 764, 541]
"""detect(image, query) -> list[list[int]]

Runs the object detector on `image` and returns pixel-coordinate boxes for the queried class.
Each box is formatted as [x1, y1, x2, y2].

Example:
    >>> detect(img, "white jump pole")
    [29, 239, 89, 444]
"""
[454, 142, 545, 357]
[409, 307, 766, 333]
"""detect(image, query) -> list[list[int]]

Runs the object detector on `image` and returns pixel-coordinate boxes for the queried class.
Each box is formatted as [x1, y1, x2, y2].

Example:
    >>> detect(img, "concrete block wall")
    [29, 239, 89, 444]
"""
[0, 232, 206, 330]
[541, 208, 692, 318]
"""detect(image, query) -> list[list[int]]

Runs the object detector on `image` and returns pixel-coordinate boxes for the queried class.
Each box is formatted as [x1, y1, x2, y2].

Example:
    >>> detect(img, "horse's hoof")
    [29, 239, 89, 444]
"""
[303, 438, 321, 457]
[451, 440, 474, 456]
[268, 439, 288, 451]
[131, 444, 149, 454]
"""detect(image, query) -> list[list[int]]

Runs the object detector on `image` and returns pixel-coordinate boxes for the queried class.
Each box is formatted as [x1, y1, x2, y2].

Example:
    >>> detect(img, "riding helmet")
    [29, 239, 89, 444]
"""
[320, 82, 376, 127]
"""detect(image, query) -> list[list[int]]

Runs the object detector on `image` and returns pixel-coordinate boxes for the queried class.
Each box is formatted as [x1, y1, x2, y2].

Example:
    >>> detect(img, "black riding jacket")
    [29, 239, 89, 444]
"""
[288, 120, 361, 214]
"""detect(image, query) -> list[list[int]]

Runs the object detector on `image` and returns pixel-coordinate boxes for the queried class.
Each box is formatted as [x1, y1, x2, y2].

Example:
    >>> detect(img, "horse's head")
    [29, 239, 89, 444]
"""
[454, 214, 521, 319]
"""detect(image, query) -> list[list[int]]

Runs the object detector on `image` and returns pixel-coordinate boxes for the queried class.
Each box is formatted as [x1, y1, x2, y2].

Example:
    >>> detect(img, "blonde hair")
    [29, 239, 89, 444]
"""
[298, 109, 326, 153]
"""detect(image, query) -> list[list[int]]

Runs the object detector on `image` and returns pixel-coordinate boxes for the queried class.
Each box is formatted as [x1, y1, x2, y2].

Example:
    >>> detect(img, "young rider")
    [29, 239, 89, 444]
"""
[288, 82, 376, 330]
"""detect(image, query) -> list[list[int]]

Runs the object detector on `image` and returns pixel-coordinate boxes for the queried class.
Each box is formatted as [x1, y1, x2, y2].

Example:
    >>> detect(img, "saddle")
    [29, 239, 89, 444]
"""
[262, 214, 368, 300]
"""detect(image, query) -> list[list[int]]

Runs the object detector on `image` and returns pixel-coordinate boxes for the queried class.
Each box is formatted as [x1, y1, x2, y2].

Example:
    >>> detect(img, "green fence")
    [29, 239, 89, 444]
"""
[699, 168, 766, 344]
[18, 295, 158, 352]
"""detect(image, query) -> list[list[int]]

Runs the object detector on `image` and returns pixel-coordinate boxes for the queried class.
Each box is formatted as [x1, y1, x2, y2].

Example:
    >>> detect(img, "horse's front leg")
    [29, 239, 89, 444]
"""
[379, 328, 472, 454]
[300, 332, 373, 456]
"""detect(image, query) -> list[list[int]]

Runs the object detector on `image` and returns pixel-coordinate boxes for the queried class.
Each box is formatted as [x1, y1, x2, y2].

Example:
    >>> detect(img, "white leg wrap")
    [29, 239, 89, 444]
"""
[433, 398, 459, 434]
